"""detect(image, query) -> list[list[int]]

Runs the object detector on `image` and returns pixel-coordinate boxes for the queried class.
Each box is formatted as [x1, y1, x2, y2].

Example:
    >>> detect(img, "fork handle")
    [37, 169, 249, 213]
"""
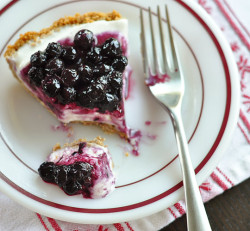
[170, 107, 212, 231]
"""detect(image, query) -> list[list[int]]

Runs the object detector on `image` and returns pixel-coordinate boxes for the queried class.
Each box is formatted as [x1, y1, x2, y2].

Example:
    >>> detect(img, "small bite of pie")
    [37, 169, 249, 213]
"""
[4, 11, 130, 138]
[38, 137, 115, 198]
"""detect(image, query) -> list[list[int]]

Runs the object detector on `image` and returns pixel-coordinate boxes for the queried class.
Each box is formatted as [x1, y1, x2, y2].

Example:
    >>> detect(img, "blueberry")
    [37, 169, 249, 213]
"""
[45, 42, 63, 58]
[100, 93, 120, 112]
[99, 64, 111, 74]
[61, 46, 78, 63]
[42, 76, 61, 97]
[75, 57, 84, 66]
[112, 56, 128, 72]
[109, 71, 123, 88]
[74, 162, 92, 176]
[38, 162, 56, 183]
[86, 47, 102, 63]
[78, 64, 93, 83]
[30, 51, 47, 67]
[44, 58, 64, 75]
[92, 64, 111, 77]
[77, 88, 91, 107]
[61, 68, 80, 86]
[68, 165, 78, 178]
[92, 66, 102, 77]
[58, 86, 76, 104]
[55, 165, 70, 187]
[28, 66, 44, 86]
[78, 142, 86, 154]
[74, 29, 94, 50]
[87, 83, 106, 102]
[97, 75, 109, 86]
[101, 38, 122, 57]
[83, 176, 92, 187]
[62, 178, 82, 195]
[71, 162, 93, 185]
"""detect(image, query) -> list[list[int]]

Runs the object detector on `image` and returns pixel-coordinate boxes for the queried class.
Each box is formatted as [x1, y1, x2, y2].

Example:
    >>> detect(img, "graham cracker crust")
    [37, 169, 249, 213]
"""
[53, 136, 106, 152]
[4, 10, 121, 57]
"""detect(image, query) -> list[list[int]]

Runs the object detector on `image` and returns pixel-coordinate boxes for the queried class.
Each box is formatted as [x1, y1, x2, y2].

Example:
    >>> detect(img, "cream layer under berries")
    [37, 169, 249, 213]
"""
[38, 137, 115, 198]
[4, 11, 129, 138]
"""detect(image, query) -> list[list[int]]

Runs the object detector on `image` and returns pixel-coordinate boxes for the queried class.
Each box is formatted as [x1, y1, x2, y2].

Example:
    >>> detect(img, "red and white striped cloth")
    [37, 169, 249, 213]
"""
[0, 0, 249, 230]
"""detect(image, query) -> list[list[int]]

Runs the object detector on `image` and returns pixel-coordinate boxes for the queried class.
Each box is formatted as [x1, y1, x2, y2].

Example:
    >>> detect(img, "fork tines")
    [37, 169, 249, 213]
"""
[140, 5, 178, 79]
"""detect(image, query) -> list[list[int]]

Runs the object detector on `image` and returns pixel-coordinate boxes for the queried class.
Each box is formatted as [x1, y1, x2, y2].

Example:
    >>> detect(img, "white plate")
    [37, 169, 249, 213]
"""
[0, 0, 240, 224]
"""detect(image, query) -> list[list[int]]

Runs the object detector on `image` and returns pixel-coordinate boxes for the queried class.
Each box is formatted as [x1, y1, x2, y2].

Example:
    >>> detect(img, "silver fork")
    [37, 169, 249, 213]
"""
[140, 6, 212, 231]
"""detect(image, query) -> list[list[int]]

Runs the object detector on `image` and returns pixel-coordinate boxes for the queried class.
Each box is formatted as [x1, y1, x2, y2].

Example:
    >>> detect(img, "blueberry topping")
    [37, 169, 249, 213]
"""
[42, 76, 61, 97]
[87, 83, 106, 102]
[62, 178, 82, 195]
[45, 42, 63, 58]
[38, 162, 56, 183]
[101, 38, 122, 57]
[86, 47, 102, 63]
[74, 29, 94, 50]
[38, 160, 93, 196]
[74, 162, 92, 175]
[44, 58, 64, 75]
[30, 51, 47, 67]
[27, 29, 127, 112]
[75, 57, 84, 66]
[78, 142, 86, 154]
[83, 176, 92, 187]
[55, 165, 70, 187]
[99, 64, 111, 74]
[58, 86, 76, 104]
[28, 66, 44, 86]
[92, 66, 102, 77]
[78, 64, 93, 83]
[61, 46, 78, 63]
[109, 71, 123, 88]
[73, 162, 93, 185]
[112, 56, 128, 72]
[101, 93, 120, 111]
[77, 88, 91, 107]
[96, 75, 109, 86]
[61, 68, 80, 86]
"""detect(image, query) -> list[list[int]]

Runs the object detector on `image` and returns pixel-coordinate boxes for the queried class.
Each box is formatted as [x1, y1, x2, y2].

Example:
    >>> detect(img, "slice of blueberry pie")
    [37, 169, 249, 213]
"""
[5, 11, 129, 138]
[38, 137, 116, 198]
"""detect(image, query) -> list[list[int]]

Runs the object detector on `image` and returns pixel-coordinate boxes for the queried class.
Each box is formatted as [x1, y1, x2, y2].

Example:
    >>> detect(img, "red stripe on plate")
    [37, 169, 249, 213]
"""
[0, 0, 18, 16]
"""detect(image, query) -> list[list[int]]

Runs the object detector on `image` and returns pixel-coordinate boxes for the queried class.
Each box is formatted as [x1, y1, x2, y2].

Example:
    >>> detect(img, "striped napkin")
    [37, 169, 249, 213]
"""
[0, 0, 249, 230]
